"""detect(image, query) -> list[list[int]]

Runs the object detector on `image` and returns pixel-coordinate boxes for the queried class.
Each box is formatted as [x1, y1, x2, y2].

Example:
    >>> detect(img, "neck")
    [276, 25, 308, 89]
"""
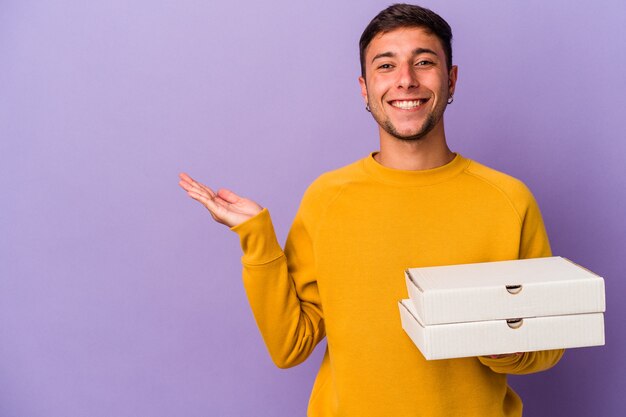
[375, 122, 454, 170]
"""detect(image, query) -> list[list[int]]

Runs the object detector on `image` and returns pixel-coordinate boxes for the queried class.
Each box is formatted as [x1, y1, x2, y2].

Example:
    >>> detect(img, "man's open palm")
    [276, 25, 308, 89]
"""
[178, 173, 263, 228]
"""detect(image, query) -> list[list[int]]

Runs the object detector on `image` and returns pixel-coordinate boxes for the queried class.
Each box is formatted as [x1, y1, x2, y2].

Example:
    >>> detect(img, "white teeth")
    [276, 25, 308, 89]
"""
[391, 100, 422, 109]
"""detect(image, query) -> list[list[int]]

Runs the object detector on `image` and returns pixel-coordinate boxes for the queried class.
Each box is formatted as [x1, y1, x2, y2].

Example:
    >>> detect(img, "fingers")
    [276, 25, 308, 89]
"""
[180, 173, 234, 222]
[186, 189, 227, 222]
[195, 181, 216, 198]
[179, 173, 216, 198]
[178, 173, 196, 192]
[178, 172, 196, 190]
[487, 352, 523, 359]
[178, 172, 192, 182]
[186, 188, 218, 210]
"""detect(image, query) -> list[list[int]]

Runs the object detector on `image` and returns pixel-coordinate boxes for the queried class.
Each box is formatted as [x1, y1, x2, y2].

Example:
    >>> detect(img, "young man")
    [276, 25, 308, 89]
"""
[179, 4, 563, 416]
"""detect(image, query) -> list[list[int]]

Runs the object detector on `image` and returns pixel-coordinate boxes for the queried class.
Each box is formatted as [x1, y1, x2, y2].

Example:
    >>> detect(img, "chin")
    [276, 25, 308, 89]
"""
[385, 124, 431, 142]
[389, 116, 438, 142]
[396, 133, 428, 142]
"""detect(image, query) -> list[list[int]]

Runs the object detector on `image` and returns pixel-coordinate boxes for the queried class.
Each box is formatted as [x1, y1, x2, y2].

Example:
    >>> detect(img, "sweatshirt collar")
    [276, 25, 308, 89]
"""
[362, 152, 470, 186]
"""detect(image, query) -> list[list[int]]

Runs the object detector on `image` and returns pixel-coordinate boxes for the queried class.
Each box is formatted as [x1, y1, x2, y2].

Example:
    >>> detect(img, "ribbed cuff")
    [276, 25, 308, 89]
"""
[230, 208, 284, 265]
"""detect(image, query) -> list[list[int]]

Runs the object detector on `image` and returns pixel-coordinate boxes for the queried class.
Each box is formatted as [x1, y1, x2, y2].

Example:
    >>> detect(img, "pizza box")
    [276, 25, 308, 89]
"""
[404, 257, 605, 326]
[399, 299, 605, 360]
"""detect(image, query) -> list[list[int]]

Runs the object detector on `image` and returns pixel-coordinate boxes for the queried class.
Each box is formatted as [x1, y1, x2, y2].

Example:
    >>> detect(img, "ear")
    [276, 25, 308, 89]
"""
[358, 75, 368, 105]
[448, 65, 458, 97]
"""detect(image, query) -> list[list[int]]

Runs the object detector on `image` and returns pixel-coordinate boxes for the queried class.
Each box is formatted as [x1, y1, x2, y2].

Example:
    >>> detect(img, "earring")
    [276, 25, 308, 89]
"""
[365, 104, 371, 112]
[447, 95, 454, 104]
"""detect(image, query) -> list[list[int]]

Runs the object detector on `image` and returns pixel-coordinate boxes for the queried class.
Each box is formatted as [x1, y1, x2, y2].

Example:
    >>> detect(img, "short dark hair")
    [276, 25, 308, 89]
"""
[359, 4, 453, 77]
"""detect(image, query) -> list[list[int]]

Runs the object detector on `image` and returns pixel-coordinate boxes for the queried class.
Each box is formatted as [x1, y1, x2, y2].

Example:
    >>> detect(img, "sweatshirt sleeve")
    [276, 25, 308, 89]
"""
[479, 186, 565, 374]
[517, 188, 552, 260]
[230, 204, 325, 369]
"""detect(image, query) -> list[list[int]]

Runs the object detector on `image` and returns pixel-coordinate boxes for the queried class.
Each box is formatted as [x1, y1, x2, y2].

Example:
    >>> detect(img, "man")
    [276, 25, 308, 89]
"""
[179, 4, 563, 416]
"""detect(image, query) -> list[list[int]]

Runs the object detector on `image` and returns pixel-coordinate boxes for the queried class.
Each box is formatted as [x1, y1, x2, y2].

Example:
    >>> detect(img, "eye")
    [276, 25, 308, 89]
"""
[378, 63, 394, 70]
[416, 60, 434, 66]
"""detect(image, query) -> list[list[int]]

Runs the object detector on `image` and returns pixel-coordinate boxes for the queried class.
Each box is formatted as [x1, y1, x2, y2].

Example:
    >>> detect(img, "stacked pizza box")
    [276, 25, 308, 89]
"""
[398, 256, 605, 360]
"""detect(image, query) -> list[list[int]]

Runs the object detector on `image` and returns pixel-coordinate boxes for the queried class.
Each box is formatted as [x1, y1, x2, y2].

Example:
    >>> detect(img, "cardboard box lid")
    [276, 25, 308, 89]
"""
[405, 256, 605, 325]
[399, 300, 605, 360]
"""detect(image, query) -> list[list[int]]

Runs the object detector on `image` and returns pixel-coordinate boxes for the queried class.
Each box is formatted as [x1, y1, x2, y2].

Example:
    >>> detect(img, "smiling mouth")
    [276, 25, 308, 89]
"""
[389, 99, 429, 110]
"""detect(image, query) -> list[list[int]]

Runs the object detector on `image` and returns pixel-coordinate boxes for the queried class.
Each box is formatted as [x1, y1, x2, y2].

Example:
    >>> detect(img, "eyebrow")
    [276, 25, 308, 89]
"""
[371, 48, 438, 63]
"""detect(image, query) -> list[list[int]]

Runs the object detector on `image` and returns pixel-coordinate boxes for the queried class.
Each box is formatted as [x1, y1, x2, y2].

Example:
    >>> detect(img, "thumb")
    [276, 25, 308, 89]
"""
[216, 188, 242, 204]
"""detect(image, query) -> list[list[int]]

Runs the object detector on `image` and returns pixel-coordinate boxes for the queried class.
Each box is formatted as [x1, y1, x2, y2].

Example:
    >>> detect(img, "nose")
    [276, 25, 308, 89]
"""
[396, 62, 419, 89]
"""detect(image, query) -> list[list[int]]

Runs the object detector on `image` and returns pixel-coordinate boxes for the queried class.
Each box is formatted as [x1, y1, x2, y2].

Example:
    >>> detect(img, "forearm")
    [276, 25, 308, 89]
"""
[478, 349, 564, 375]
[232, 209, 324, 369]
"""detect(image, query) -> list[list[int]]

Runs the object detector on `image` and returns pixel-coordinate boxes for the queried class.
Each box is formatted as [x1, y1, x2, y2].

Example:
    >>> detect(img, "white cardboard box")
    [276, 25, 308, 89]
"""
[405, 257, 605, 325]
[399, 300, 605, 360]
[400, 256, 606, 360]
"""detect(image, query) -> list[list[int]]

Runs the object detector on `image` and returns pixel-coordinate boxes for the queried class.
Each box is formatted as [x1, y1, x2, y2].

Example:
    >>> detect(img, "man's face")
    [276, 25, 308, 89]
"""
[359, 27, 457, 142]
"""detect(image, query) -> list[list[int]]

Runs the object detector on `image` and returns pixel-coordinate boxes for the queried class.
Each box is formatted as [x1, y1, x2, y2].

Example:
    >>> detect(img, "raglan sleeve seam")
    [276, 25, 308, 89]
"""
[463, 168, 524, 227]
[302, 179, 351, 243]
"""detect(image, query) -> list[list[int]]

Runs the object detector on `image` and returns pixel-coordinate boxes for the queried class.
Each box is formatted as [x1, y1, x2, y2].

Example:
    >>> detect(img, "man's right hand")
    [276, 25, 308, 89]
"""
[178, 173, 263, 228]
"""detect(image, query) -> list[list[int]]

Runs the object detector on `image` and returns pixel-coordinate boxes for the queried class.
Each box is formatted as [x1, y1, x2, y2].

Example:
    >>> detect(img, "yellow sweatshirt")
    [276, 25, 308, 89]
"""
[232, 153, 563, 417]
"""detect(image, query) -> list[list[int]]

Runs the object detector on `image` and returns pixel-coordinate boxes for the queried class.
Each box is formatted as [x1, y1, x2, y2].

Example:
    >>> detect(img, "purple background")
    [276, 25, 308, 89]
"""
[1, 0, 624, 416]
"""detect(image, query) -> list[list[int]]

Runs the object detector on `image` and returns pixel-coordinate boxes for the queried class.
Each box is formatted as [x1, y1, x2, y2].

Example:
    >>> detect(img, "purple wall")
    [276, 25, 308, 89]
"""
[1, 0, 624, 416]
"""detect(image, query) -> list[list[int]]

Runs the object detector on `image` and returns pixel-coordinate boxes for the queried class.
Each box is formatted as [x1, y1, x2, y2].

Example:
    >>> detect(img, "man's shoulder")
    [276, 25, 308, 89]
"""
[306, 157, 367, 195]
[298, 156, 368, 210]
[461, 157, 544, 221]
[463, 158, 534, 201]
